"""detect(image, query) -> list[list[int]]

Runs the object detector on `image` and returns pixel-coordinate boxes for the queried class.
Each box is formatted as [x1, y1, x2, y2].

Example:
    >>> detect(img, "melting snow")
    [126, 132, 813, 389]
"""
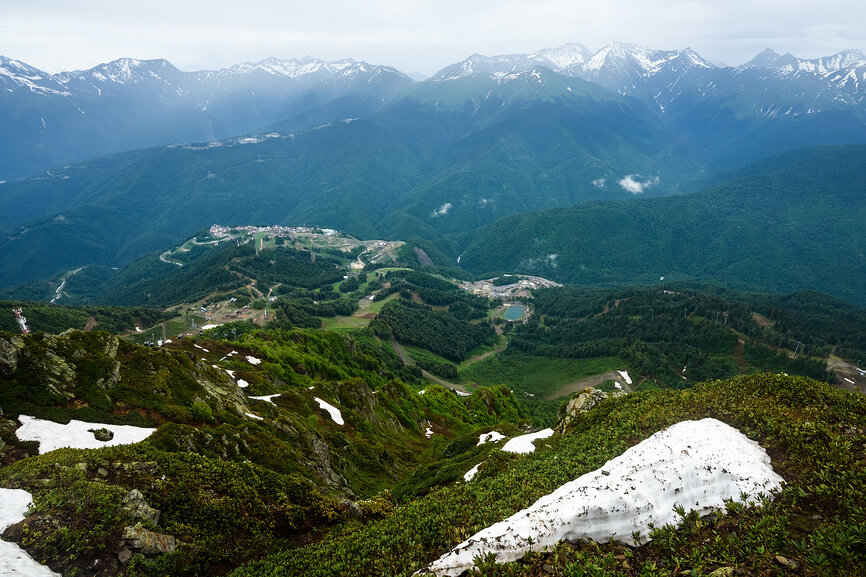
[501, 428, 554, 454]
[478, 431, 506, 446]
[237, 379, 249, 388]
[200, 323, 222, 330]
[315, 397, 344, 425]
[194, 344, 209, 352]
[464, 463, 482, 482]
[0, 489, 60, 576]
[425, 418, 784, 576]
[15, 415, 155, 453]
[246, 355, 261, 365]
[250, 394, 280, 405]
[245, 412, 264, 421]
[617, 370, 633, 385]
[426, 424, 434, 438]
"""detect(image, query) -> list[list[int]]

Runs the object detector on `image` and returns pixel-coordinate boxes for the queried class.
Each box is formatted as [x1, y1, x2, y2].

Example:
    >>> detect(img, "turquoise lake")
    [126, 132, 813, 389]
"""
[503, 305, 525, 320]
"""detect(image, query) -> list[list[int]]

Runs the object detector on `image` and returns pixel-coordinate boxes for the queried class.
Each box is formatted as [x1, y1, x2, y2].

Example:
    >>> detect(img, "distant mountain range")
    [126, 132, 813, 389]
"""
[0, 55, 412, 180]
[3, 42, 866, 181]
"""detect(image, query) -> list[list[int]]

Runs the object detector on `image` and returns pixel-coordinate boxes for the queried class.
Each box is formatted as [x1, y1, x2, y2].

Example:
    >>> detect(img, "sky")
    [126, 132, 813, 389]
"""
[2, 0, 864, 76]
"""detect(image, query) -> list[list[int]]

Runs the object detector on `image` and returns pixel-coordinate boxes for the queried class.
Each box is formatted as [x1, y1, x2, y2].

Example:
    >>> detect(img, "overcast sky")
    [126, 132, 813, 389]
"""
[2, 0, 864, 76]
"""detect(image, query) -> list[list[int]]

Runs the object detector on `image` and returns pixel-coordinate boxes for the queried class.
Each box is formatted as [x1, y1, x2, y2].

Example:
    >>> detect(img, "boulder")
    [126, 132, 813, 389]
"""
[89, 427, 114, 442]
[556, 388, 610, 432]
[123, 523, 176, 555]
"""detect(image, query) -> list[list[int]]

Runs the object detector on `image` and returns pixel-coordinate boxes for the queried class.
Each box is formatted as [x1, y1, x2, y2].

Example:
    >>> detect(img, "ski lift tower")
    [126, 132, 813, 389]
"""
[13, 308, 30, 333]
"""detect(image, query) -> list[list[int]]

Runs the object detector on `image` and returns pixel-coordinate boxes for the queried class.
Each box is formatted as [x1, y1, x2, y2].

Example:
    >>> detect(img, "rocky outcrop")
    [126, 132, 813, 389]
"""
[556, 387, 624, 433]
[0, 335, 24, 374]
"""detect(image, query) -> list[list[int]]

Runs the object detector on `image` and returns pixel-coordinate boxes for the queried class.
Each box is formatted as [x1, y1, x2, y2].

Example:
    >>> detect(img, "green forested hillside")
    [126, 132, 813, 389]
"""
[370, 300, 497, 362]
[0, 70, 697, 291]
[454, 145, 866, 305]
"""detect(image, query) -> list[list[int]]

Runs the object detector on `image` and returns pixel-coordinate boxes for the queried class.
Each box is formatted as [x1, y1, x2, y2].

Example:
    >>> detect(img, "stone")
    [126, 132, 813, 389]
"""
[97, 467, 109, 477]
[89, 427, 114, 442]
[117, 548, 133, 564]
[707, 568, 735, 577]
[123, 489, 161, 525]
[123, 523, 176, 555]
[774, 555, 799, 571]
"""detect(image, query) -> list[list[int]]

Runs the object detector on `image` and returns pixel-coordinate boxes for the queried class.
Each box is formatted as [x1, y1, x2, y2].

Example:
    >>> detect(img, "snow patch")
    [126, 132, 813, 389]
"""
[15, 415, 155, 453]
[478, 431, 506, 446]
[464, 463, 482, 482]
[425, 418, 784, 576]
[0, 489, 60, 576]
[250, 394, 280, 405]
[194, 344, 209, 352]
[246, 355, 261, 365]
[237, 379, 249, 388]
[200, 323, 222, 330]
[501, 428, 554, 454]
[245, 412, 264, 421]
[617, 370, 633, 385]
[315, 397, 344, 425]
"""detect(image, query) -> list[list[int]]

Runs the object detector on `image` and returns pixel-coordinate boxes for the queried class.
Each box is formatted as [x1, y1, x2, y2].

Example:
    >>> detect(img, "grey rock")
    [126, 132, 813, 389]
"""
[123, 523, 176, 555]
[556, 387, 610, 432]
[117, 548, 133, 564]
[0, 335, 24, 374]
[123, 489, 161, 525]
[122, 489, 145, 505]
[707, 569, 735, 577]
[89, 427, 114, 442]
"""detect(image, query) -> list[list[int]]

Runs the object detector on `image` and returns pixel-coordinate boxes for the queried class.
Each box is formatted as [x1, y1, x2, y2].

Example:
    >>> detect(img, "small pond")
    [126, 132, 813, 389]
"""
[503, 305, 525, 321]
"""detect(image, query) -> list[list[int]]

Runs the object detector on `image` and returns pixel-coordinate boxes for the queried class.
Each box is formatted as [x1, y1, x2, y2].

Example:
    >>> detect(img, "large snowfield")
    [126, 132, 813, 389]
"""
[426, 418, 785, 576]
[15, 415, 156, 453]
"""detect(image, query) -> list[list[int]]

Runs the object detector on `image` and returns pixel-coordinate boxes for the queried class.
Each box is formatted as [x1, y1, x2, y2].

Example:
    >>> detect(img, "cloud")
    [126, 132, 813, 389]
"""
[431, 202, 453, 217]
[478, 198, 492, 206]
[592, 178, 606, 188]
[618, 174, 659, 194]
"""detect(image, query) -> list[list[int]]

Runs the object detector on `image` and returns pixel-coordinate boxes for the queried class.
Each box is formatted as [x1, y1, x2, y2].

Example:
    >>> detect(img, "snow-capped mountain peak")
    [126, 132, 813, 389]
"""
[530, 43, 593, 71]
[584, 42, 713, 75]
[0, 55, 70, 95]
[741, 48, 866, 76]
[78, 58, 179, 84]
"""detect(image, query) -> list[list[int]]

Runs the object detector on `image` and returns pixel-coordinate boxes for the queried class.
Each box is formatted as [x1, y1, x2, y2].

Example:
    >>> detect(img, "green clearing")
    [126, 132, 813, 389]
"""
[458, 355, 622, 396]
[320, 316, 370, 330]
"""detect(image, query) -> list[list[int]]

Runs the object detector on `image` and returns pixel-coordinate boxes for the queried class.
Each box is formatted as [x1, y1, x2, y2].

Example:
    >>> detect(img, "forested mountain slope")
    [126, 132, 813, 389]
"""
[453, 145, 866, 305]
